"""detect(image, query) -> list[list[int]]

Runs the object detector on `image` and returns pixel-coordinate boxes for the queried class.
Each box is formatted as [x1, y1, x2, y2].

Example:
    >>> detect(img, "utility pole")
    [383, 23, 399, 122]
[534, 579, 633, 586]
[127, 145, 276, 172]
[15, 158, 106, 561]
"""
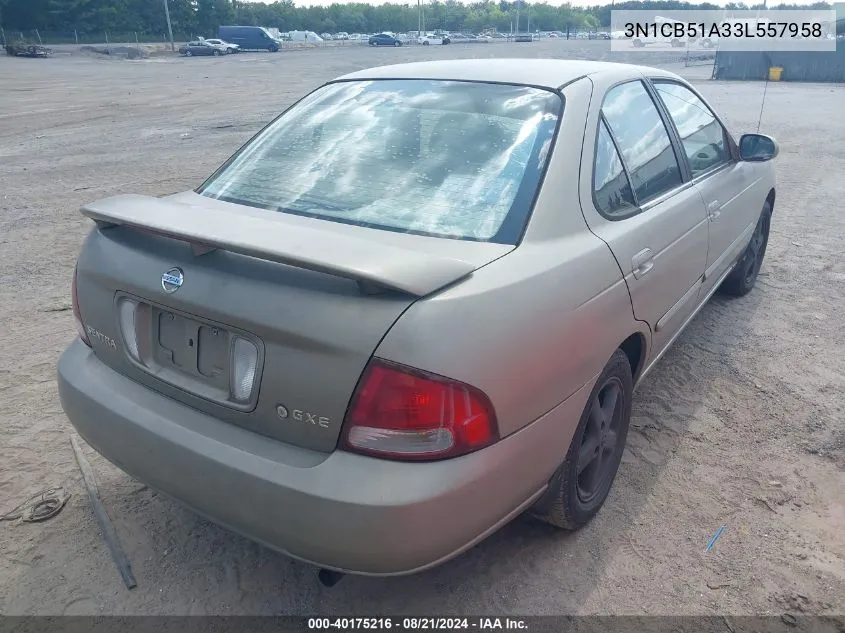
[515, 0, 520, 34]
[163, 0, 175, 51]
[418, 0, 421, 33]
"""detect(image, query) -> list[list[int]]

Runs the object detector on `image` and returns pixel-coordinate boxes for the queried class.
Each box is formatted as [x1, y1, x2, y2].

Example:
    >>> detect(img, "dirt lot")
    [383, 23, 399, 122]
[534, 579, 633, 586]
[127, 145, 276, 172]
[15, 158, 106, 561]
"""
[0, 41, 843, 617]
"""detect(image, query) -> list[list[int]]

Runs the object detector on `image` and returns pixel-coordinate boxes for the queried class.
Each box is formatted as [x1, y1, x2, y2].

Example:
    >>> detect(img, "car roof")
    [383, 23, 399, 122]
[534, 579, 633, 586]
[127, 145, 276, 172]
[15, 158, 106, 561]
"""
[335, 59, 681, 90]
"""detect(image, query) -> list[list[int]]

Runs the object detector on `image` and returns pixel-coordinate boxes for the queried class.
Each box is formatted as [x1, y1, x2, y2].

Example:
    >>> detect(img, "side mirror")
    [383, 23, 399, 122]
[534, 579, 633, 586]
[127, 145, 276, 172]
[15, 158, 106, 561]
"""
[739, 133, 779, 162]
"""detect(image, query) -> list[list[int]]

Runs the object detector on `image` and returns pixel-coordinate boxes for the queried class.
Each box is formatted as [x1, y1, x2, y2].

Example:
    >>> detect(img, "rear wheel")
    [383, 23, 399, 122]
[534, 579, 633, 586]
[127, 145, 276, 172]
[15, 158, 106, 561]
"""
[394, 41, 401, 47]
[719, 201, 772, 297]
[531, 349, 633, 530]
[213, 49, 221, 56]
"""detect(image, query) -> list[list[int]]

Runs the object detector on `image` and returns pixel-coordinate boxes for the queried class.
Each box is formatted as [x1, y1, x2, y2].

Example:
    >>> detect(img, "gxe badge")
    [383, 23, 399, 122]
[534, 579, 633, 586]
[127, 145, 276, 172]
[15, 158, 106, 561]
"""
[161, 267, 184, 293]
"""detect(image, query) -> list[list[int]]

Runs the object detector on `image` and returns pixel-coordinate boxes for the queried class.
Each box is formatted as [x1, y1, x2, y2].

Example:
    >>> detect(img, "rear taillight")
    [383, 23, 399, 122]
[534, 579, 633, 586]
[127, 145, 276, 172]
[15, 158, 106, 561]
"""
[342, 359, 498, 461]
[72, 265, 91, 347]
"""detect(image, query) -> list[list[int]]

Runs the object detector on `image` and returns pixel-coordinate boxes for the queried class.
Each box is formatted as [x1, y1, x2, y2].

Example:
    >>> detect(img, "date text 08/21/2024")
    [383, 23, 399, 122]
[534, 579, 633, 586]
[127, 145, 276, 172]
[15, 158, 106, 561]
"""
[307, 618, 529, 631]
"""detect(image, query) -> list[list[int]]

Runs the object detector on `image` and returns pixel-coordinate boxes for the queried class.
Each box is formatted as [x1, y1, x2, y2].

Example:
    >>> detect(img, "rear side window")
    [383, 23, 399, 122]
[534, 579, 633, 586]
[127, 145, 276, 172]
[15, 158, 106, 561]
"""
[652, 81, 731, 177]
[601, 81, 683, 205]
[593, 118, 636, 217]
[198, 79, 562, 244]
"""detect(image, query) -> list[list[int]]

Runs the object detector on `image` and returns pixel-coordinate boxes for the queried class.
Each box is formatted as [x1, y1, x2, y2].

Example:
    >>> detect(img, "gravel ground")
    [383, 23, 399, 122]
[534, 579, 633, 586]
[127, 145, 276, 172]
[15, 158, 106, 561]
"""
[0, 41, 843, 617]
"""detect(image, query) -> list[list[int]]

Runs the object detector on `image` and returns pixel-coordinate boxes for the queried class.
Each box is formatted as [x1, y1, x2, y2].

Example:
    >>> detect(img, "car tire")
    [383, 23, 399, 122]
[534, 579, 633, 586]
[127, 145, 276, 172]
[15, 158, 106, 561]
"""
[719, 200, 772, 297]
[394, 41, 401, 47]
[423, 40, 430, 45]
[531, 348, 633, 530]
[633, 39, 645, 47]
[184, 50, 192, 57]
[213, 49, 220, 56]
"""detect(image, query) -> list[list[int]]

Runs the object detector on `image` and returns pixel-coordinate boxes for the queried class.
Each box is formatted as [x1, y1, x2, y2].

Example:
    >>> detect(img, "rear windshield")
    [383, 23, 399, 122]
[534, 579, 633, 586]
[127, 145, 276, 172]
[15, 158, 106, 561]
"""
[197, 79, 562, 243]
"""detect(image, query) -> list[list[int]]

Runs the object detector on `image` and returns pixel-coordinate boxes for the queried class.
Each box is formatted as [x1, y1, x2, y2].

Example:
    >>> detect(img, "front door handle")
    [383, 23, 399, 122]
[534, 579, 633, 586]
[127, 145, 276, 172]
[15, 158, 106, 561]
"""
[707, 200, 721, 221]
[632, 248, 654, 279]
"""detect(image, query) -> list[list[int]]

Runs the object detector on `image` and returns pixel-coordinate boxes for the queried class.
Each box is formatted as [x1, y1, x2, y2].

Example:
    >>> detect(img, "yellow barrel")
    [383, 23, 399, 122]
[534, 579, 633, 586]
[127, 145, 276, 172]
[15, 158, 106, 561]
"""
[768, 66, 783, 81]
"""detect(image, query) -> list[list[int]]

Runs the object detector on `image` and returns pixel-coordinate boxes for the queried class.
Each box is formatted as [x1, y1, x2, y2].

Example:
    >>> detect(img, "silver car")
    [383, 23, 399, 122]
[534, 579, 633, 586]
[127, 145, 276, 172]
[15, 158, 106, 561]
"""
[204, 38, 240, 54]
[58, 60, 778, 580]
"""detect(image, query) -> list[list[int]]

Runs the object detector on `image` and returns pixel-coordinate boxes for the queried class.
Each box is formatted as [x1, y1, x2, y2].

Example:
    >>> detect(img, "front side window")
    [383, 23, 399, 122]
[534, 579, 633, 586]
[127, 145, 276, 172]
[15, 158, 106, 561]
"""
[653, 81, 731, 177]
[601, 81, 683, 205]
[198, 79, 561, 244]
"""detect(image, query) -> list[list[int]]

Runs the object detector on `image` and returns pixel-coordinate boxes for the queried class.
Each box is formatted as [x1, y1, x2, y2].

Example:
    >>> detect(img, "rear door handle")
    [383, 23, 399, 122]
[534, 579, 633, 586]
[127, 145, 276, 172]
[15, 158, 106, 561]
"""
[632, 248, 654, 279]
[707, 200, 721, 221]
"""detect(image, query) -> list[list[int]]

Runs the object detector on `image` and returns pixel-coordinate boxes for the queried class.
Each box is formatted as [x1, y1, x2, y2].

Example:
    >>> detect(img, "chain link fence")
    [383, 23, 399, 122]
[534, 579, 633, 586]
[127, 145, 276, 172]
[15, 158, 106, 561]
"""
[1, 29, 196, 48]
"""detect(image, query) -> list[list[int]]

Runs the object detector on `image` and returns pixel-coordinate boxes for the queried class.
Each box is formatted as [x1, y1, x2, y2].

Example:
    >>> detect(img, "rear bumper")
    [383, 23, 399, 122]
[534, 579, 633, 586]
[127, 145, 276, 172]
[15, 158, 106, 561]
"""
[58, 339, 588, 575]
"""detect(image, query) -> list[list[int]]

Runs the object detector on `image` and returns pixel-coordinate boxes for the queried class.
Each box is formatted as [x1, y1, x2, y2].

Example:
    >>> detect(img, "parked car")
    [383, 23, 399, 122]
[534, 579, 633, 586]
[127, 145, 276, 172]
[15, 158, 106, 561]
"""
[321, 33, 332, 40]
[369, 33, 403, 46]
[203, 38, 240, 53]
[5, 42, 53, 57]
[513, 33, 534, 42]
[418, 34, 448, 45]
[178, 40, 228, 56]
[218, 25, 280, 51]
[60, 59, 777, 580]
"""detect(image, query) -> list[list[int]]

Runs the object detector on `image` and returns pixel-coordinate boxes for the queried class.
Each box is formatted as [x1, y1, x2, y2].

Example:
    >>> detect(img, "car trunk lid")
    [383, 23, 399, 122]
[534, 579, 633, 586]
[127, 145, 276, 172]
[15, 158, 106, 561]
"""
[73, 192, 511, 452]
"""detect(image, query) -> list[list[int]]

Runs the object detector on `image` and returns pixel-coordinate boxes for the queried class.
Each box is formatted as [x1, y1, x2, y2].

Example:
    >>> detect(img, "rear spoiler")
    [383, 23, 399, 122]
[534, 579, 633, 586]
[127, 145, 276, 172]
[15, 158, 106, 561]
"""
[80, 194, 476, 297]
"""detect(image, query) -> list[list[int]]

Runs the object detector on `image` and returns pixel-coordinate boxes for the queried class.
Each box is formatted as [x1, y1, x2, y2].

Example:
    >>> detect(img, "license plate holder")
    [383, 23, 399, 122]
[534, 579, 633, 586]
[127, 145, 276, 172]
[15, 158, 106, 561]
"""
[153, 309, 230, 391]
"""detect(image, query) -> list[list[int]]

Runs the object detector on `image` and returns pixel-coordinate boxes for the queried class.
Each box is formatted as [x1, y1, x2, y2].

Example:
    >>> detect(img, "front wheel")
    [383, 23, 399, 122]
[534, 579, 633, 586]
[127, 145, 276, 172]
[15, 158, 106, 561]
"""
[719, 201, 772, 297]
[184, 50, 192, 57]
[531, 348, 633, 530]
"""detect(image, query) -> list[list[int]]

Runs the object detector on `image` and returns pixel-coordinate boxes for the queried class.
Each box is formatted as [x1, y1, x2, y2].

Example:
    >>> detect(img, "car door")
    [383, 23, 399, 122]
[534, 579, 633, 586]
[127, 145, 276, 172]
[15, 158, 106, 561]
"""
[579, 78, 710, 358]
[648, 79, 766, 296]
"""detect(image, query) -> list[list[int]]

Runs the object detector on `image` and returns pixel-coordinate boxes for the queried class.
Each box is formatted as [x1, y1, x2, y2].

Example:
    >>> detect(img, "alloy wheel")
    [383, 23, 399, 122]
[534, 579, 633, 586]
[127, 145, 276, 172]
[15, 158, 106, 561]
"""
[743, 212, 770, 286]
[576, 377, 625, 504]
